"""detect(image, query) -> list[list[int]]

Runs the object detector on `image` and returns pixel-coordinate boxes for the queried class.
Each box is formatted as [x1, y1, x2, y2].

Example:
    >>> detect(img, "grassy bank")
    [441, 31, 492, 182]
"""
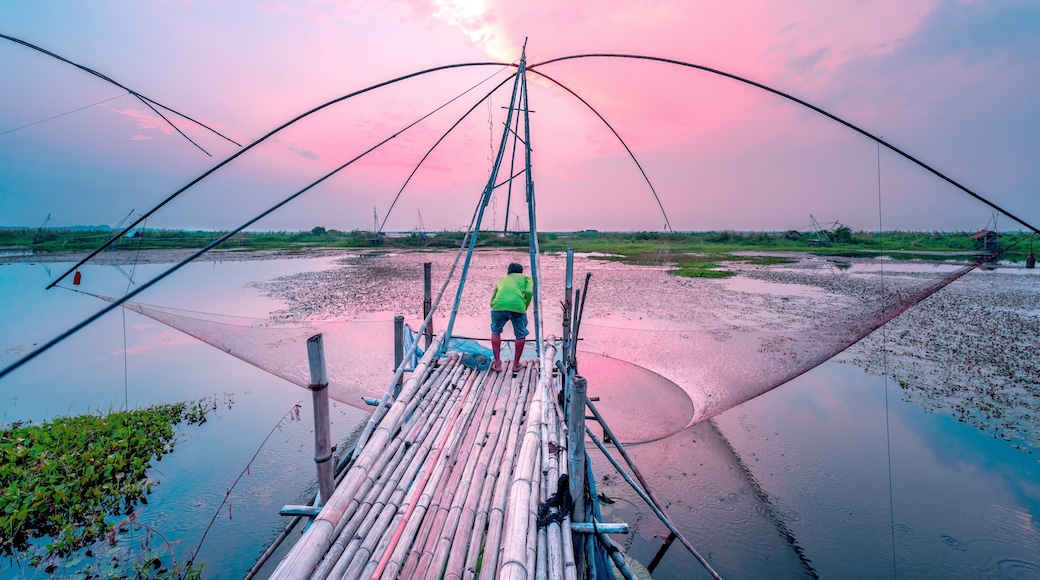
[5, 227, 1031, 278]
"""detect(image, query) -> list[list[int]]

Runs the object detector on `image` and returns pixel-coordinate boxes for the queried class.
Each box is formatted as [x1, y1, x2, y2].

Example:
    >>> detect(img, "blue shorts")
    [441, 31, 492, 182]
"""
[491, 310, 529, 338]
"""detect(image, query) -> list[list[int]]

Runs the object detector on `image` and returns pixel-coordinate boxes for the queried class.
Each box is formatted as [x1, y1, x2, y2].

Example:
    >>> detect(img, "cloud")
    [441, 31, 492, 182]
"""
[111, 107, 176, 135]
[130, 134, 154, 141]
[287, 142, 319, 161]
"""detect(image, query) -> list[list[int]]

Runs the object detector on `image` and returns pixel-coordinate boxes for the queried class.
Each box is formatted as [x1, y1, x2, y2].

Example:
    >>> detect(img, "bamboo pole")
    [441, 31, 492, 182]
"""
[369, 368, 485, 579]
[595, 531, 639, 580]
[313, 361, 462, 578]
[307, 334, 335, 506]
[545, 407, 565, 580]
[556, 421, 578, 580]
[526, 442, 542, 580]
[586, 427, 722, 580]
[270, 334, 444, 579]
[397, 366, 497, 578]
[561, 248, 573, 390]
[567, 375, 587, 524]
[586, 400, 722, 580]
[453, 368, 526, 579]
[328, 362, 469, 579]
[469, 365, 534, 579]
[499, 343, 556, 579]
[536, 525, 548, 580]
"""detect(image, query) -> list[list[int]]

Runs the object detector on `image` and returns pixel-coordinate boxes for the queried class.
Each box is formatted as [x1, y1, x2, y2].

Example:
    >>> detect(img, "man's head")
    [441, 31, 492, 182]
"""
[507, 263, 523, 274]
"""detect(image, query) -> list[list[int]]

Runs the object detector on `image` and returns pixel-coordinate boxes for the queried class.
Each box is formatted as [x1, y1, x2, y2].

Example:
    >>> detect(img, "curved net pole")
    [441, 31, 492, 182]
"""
[0, 33, 239, 152]
[44, 59, 512, 289]
[529, 53, 1039, 236]
[376, 70, 519, 234]
[527, 69, 672, 232]
[0, 82, 495, 382]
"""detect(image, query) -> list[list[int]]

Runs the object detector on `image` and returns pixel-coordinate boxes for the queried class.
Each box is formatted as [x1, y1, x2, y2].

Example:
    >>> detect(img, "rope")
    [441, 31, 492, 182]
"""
[377, 66, 518, 234]
[186, 404, 303, 571]
[879, 142, 898, 580]
[0, 92, 130, 136]
[535, 474, 572, 528]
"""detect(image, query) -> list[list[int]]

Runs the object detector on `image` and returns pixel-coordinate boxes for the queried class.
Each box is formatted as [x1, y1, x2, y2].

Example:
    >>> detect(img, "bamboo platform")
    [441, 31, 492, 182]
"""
[271, 337, 577, 579]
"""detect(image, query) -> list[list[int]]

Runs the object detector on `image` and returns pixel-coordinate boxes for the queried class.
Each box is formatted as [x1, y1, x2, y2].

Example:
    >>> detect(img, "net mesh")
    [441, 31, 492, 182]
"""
[101, 255, 985, 423]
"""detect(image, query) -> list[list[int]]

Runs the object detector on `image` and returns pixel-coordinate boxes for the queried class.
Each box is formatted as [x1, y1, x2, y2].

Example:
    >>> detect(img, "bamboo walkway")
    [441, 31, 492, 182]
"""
[271, 337, 577, 579]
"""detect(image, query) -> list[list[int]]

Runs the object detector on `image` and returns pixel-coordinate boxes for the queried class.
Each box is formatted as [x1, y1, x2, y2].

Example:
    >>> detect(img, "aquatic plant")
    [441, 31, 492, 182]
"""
[0, 401, 210, 576]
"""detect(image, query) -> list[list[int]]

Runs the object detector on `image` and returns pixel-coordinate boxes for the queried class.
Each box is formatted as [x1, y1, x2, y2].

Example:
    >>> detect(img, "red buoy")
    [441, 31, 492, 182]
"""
[73, 270, 82, 285]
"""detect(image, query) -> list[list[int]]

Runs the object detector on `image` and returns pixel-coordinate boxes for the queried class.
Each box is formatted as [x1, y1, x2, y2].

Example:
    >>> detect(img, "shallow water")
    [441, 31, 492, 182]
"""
[1, 250, 1038, 579]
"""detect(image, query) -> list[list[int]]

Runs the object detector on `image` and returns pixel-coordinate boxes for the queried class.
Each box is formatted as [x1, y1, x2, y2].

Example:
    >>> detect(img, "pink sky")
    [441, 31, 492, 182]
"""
[1, 0, 1037, 232]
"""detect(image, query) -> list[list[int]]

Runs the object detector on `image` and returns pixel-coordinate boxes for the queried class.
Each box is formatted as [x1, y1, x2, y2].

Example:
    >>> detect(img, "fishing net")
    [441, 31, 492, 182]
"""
[97, 248, 1009, 443]
[602, 261, 980, 424]
[111, 299, 400, 408]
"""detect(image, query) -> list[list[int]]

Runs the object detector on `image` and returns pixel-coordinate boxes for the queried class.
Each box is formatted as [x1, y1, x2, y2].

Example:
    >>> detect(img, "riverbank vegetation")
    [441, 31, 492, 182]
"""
[4, 226, 1031, 278]
[1, 402, 210, 578]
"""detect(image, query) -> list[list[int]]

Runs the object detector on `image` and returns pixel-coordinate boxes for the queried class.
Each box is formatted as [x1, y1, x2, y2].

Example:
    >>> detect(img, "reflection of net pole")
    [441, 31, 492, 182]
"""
[307, 334, 334, 505]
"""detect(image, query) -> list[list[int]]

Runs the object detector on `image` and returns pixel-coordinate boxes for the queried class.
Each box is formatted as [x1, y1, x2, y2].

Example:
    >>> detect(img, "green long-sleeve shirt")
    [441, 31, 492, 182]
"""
[490, 273, 533, 313]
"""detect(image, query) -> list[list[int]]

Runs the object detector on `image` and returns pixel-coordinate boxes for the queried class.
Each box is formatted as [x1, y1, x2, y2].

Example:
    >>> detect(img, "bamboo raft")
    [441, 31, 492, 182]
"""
[270, 336, 580, 579]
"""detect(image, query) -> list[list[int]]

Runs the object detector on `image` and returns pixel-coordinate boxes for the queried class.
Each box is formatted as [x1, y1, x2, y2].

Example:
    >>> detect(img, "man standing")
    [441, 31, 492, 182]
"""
[490, 262, 533, 372]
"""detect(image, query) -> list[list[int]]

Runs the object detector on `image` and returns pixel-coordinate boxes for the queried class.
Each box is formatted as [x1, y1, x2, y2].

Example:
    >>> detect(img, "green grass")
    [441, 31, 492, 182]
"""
[4, 226, 1030, 266]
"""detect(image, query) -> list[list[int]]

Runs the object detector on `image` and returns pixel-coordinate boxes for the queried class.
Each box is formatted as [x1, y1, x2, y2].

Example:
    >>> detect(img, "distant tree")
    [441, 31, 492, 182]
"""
[311, 226, 327, 236]
[832, 225, 853, 243]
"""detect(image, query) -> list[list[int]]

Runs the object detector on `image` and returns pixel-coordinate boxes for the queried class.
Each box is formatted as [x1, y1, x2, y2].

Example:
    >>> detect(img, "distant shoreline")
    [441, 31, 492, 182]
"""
[0, 247, 369, 265]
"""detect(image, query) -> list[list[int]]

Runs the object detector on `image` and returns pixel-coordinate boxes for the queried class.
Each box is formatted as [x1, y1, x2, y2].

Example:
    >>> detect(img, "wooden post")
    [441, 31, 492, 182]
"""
[565, 251, 574, 378]
[423, 262, 433, 349]
[567, 374, 587, 523]
[307, 334, 334, 506]
[394, 315, 405, 398]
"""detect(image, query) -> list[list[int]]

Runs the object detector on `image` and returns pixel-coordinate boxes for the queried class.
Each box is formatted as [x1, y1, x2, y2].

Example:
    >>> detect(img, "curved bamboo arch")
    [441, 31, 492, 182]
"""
[0, 33, 240, 154]
[43, 60, 513, 288]
[528, 53, 1039, 235]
